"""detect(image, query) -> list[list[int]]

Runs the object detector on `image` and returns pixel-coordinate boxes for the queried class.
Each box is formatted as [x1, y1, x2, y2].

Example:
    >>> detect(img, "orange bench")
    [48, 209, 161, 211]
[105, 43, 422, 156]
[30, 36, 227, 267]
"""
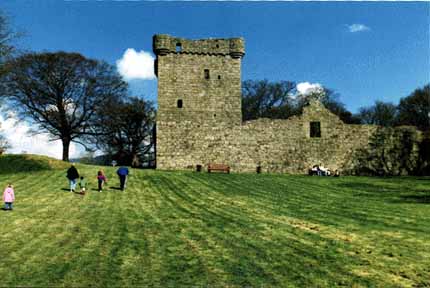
[208, 163, 230, 174]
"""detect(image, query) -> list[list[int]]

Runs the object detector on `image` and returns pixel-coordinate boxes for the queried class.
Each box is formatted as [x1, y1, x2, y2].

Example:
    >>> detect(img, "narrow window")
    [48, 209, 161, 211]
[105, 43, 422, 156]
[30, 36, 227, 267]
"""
[204, 69, 210, 79]
[177, 99, 183, 108]
[218, 75, 221, 80]
[176, 43, 182, 52]
[216, 44, 219, 48]
[310, 122, 321, 138]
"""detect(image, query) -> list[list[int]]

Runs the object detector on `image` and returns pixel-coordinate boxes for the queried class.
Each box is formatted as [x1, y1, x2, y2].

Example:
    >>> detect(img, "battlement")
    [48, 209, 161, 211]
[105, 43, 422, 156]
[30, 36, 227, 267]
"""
[154, 34, 244, 127]
[153, 34, 245, 59]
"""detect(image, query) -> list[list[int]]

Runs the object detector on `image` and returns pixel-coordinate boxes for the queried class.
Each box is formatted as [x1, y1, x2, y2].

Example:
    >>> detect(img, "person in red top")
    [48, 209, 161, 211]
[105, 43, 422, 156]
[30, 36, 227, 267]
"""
[97, 170, 107, 192]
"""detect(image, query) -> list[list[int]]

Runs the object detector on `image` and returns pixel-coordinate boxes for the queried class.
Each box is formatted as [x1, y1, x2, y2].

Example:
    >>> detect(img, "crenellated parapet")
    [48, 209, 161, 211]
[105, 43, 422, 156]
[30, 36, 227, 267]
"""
[153, 34, 245, 58]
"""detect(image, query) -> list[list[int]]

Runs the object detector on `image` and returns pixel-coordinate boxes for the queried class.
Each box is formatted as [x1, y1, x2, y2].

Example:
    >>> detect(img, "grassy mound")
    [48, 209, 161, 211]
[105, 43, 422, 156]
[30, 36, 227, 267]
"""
[0, 154, 70, 174]
[0, 167, 429, 287]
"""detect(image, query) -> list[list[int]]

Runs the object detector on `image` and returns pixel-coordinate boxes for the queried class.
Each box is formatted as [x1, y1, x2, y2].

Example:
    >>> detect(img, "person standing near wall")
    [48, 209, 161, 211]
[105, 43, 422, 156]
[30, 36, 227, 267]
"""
[116, 166, 129, 191]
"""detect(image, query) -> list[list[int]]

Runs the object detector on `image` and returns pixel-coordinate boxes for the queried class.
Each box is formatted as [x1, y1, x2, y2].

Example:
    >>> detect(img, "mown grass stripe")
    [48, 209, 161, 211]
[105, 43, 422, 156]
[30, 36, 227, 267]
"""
[0, 163, 429, 287]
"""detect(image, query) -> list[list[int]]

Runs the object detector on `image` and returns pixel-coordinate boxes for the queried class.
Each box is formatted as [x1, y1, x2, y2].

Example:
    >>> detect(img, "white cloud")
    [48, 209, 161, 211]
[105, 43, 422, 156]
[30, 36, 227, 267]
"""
[347, 24, 370, 33]
[116, 48, 155, 80]
[45, 100, 76, 117]
[296, 82, 324, 96]
[0, 115, 81, 159]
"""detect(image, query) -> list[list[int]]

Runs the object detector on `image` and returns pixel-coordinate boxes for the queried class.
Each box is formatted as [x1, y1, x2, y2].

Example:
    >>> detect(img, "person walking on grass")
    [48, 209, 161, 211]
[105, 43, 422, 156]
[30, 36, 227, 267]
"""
[66, 164, 79, 192]
[116, 166, 129, 191]
[97, 170, 107, 192]
[79, 176, 87, 195]
[3, 184, 15, 211]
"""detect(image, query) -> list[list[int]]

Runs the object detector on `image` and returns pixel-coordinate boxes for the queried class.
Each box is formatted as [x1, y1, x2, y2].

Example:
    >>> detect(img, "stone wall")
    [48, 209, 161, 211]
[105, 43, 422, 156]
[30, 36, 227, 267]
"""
[153, 34, 385, 174]
[156, 98, 378, 173]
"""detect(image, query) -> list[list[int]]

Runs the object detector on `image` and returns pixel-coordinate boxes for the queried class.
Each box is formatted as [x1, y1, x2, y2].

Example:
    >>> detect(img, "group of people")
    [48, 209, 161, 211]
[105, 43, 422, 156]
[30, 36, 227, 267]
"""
[66, 164, 129, 194]
[2, 164, 130, 211]
[309, 164, 340, 177]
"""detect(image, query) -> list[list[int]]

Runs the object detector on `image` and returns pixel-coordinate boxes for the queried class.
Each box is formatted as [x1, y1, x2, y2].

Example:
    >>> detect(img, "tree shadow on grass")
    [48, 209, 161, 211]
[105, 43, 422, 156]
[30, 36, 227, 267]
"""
[73, 191, 85, 196]
[336, 182, 398, 195]
[397, 195, 430, 204]
[60, 188, 86, 195]
[337, 182, 430, 204]
[337, 181, 426, 193]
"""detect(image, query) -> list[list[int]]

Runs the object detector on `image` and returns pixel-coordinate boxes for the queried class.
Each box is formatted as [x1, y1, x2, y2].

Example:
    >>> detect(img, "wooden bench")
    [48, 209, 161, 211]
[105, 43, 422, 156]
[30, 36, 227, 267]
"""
[208, 163, 230, 174]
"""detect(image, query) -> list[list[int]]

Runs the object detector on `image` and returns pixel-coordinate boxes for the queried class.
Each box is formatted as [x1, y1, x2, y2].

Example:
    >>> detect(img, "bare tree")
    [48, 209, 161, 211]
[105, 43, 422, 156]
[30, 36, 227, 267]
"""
[0, 10, 20, 76]
[242, 80, 297, 121]
[0, 123, 10, 154]
[0, 11, 15, 155]
[0, 52, 128, 161]
[397, 84, 430, 130]
[0, 136, 10, 154]
[242, 80, 360, 123]
[91, 96, 156, 167]
[357, 101, 398, 126]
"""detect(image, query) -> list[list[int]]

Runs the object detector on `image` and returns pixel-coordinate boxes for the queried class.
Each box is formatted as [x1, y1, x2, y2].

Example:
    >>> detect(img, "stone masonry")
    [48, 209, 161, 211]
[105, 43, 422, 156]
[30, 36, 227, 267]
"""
[153, 34, 380, 174]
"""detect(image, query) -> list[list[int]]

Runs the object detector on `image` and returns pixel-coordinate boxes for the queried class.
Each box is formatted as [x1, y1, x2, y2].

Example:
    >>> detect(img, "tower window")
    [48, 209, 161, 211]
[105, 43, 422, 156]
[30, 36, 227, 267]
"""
[218, 75, 221, 80]
[310, 122, 321, 138]
[176, 43, 182, 52]
[204, 69, 210, 79]
[177, 99, 183, 108]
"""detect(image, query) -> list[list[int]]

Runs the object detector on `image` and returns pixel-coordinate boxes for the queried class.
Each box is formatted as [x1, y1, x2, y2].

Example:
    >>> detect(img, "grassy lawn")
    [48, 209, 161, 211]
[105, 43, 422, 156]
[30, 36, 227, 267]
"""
[0, 155, 429, 287]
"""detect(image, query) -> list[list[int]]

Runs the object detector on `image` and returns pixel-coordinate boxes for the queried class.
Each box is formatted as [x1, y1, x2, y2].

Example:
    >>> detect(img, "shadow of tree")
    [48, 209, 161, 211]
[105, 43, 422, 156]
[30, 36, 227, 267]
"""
[337, 182, 404, 193]
[337, 181, 430, 204]
[398, 195, 430, 204]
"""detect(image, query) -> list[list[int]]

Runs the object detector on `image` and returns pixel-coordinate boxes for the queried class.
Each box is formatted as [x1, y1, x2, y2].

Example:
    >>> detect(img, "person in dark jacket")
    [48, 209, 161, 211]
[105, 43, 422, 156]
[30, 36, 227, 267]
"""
[66, 164, 79, 192]
[116, 166, 129, 191]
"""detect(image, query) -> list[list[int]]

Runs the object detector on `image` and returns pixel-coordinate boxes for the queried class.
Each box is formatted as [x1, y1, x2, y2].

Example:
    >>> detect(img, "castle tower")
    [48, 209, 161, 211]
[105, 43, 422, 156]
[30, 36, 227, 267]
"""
[153, 34, 245, 170]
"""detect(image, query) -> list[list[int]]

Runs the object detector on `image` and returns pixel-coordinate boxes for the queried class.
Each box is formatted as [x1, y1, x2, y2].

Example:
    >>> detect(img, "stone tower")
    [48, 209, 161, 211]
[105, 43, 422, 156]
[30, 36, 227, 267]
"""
[153, 34, 245, 170]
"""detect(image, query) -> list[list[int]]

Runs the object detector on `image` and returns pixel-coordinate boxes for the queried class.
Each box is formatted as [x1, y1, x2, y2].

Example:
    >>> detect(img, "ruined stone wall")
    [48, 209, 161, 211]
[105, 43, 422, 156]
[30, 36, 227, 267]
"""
[154, 34, 380, 174]
[156, 98, 378, 173]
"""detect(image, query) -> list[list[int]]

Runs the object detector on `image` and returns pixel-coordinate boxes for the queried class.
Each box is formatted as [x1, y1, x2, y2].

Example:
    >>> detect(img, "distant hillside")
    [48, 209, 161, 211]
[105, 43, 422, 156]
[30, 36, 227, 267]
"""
[0, 154, 70, 174]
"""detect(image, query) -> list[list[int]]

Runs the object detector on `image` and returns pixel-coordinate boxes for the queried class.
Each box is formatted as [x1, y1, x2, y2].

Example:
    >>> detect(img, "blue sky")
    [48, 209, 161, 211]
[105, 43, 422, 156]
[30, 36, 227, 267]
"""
[1, 1, 429, 158]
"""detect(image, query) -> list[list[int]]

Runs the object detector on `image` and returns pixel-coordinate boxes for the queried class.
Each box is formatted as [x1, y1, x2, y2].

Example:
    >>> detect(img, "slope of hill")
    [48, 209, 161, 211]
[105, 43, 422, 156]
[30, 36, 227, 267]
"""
[0, 156, 428, 287]
[0, 154, 70, 174]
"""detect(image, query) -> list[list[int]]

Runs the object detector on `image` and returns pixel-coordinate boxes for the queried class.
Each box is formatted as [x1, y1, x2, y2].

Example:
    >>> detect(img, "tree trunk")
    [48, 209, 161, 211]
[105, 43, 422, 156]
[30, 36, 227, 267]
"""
[131, 152, 140, 168]
[62, 137, 70, 162]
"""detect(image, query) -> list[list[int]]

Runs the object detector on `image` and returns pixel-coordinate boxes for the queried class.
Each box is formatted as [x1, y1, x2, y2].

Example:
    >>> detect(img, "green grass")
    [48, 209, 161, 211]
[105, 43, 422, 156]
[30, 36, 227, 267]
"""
[0, 154, 70, 174]
[0, 155, 429, 287]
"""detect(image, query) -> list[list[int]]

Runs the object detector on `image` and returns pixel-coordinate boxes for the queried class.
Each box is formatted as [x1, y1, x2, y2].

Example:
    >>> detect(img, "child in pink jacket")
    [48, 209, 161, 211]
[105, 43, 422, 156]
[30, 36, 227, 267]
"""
[3, 184, 15, 210]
